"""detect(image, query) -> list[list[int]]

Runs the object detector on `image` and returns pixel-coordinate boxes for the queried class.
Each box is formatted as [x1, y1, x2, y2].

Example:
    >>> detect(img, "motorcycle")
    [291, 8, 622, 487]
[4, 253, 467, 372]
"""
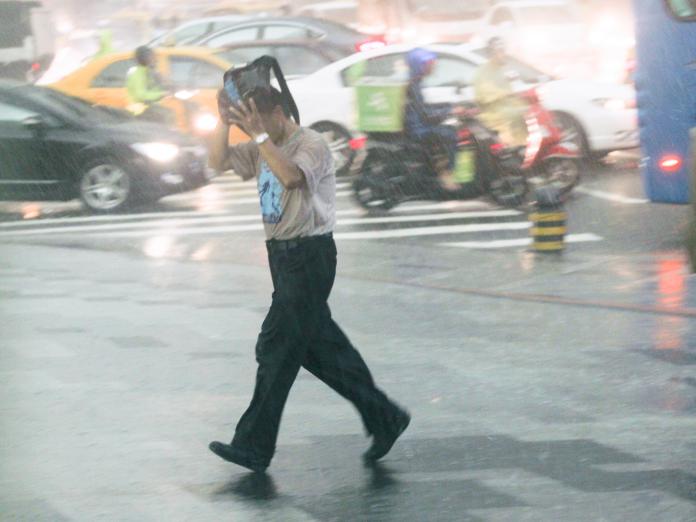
[504, 88, 582, 195]
[351, 104, 528, 212]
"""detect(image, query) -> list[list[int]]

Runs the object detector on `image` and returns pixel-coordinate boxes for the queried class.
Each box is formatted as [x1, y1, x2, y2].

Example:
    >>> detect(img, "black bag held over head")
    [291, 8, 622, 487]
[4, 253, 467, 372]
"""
[223, 55, 300, 125]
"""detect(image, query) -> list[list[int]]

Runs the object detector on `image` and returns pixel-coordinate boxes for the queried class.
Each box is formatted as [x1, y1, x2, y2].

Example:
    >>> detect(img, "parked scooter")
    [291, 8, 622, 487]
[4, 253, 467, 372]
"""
[351, 103, 528, 212]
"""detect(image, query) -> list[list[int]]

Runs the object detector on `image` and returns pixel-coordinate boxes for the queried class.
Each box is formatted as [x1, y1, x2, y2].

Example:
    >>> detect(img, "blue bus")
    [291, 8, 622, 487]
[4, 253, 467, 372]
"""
[633, 0, 696, 204]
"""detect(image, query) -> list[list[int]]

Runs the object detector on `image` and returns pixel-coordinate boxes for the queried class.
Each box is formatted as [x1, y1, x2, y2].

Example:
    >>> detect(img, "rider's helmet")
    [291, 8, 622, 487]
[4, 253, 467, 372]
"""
[407, 48, 437, 79]
[135, 45, 155, 66]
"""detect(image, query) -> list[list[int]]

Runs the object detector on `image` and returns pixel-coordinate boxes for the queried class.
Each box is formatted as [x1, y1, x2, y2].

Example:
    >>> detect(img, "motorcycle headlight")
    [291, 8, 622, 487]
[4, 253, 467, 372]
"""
[174, 89, 198, 100]
[193, 113, 219, 134]
[132, 142, 180, 163]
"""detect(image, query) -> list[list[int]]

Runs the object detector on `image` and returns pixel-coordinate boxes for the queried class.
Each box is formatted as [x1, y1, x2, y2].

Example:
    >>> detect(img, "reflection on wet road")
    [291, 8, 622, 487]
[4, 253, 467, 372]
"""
[2, 156, 696, 521]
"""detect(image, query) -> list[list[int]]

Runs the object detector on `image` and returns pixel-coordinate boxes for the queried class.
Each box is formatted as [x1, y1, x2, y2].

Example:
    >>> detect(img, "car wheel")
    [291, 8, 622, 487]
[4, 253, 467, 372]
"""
[79, 162, 133, 213]
[552, 112, 590, 159]
[310, 121, 356, 177]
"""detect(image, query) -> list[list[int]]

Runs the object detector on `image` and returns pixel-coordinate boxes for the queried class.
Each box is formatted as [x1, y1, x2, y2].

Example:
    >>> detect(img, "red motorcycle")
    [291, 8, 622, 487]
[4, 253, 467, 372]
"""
[495, 88, 582, 196]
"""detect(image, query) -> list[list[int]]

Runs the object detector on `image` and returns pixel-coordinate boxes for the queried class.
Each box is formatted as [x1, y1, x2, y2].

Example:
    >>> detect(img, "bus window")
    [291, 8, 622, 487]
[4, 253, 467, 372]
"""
[665, 0, 696, 20]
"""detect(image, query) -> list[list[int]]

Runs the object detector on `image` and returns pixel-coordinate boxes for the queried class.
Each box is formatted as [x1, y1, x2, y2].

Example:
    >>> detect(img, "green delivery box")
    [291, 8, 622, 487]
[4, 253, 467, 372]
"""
[355, 83, 407, 133]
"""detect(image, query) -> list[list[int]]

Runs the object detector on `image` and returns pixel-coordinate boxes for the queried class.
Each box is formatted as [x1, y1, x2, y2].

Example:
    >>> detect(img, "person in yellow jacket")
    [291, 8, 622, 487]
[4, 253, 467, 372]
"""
[473, 38, 528, 148]
[126, 46, 172, 123]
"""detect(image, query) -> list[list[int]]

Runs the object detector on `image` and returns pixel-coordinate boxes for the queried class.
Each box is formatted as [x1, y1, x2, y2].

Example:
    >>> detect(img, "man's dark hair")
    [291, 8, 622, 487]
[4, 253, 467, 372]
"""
[248, 87, 291, 117]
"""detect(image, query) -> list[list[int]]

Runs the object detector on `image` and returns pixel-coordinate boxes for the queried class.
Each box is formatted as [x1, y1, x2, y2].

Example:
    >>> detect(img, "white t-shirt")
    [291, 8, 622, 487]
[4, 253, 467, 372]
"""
[226, 127, 336, 240]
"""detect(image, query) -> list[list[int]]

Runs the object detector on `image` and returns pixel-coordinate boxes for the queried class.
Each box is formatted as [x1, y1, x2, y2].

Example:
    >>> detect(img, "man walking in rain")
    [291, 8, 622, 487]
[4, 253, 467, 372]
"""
[474, 37, 528, 148]
[208, 86, 410, 473]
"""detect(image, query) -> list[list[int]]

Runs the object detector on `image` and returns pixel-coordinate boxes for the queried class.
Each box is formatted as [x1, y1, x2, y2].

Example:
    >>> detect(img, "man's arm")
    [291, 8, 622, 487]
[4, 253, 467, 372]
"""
[408, 83, 451, 127]
[256, 138, 305, 191]
[229, 99, 306, 190]
[208, 122, 231, 172]
[208, 122, 258, 180]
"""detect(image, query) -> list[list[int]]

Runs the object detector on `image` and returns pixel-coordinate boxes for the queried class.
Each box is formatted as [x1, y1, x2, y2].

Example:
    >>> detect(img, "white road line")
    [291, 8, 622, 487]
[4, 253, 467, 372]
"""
[193, 187, 352, 197]
[0, 209, 229, 228]
[575, 187, 648, 205]
[441, 233, 603, 249]
[334, 222, 532, 240]
[0, 209, 522, 237]
[162, 190, 352, 203]
[212, 178, 351, 190]
[0, 200, 497, 230]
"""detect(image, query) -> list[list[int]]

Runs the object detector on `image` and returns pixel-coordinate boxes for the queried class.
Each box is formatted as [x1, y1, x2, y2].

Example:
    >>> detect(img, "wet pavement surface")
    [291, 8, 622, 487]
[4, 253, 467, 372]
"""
[1, 156, 696, 521]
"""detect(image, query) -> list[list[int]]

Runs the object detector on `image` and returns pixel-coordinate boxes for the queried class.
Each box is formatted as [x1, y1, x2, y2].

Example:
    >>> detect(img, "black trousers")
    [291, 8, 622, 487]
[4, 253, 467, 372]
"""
[232, 234, 399, 462]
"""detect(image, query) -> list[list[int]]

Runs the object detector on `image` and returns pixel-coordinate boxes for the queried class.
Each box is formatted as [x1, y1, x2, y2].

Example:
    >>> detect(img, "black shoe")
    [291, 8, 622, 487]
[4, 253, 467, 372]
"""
[209, 441, 269, 473]
[363, 409, 411, 463]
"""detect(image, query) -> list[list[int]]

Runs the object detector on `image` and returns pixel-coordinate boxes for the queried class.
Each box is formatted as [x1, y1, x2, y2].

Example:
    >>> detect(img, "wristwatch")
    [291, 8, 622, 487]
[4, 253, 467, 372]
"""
[254, 132, 270, 145]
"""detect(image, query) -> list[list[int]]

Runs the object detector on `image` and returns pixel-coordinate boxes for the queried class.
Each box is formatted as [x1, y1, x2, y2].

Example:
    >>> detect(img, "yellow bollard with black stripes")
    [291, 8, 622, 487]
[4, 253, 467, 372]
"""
[530, 186, 566, 253]
[687, 128, 696, 273]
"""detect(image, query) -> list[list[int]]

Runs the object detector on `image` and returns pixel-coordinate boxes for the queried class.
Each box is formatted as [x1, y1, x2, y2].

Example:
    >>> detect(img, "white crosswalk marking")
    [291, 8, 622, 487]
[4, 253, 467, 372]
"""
[211, 177, 351, 190]
[334, 222, 532, 240]
[0, 200, 494, 230]
[0, 209, 521, 238]
[162, 189, 352, 204]
[441, 233, 603, 249]
[0, 185, 603, 248]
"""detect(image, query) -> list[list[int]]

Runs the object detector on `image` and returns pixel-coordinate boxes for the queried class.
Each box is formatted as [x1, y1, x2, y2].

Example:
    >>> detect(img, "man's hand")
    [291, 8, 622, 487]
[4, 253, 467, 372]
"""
[228, 98, 266, 138]
[217, 89, 233, 127]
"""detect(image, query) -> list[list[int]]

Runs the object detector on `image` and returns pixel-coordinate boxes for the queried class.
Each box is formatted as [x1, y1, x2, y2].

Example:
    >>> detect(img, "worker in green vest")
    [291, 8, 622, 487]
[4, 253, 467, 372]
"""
[126, 46, 172, 123]
[93, 29, 114, 60]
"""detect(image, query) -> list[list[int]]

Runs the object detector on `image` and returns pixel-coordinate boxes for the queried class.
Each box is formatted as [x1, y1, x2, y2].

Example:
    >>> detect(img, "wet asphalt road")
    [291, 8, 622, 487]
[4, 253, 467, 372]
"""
[1, 156, 695, 521]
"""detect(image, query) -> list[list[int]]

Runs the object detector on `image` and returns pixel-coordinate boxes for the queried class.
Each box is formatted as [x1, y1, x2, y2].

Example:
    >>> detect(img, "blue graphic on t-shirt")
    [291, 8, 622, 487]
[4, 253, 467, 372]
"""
[258, 160, 284, 224]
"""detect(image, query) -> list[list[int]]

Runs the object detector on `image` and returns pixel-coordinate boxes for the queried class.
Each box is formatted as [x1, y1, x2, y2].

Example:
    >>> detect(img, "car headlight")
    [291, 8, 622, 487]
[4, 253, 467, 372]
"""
[592, 97, 628, 111]
[193, 112, 218, 134]
[131, 142, 180, 162]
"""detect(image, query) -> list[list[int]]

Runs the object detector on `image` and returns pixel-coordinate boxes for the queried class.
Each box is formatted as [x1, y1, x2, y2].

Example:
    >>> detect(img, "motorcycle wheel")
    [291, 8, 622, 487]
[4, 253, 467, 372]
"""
[541, 157, 581, 195]
[352, 150, 398, 212]
[488, 173, 528, 208]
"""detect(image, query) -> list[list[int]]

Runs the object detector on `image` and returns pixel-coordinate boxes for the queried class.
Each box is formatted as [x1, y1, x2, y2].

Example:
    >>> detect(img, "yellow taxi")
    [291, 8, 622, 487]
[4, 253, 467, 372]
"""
[49, 47, 248, 142]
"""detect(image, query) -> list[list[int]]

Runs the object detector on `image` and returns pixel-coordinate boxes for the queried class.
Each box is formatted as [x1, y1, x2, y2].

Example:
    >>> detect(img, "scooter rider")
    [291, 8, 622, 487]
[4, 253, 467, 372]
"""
[473, 37, 528, 149]
[404, 48, 464, 192]
[126, 46, 173, 123]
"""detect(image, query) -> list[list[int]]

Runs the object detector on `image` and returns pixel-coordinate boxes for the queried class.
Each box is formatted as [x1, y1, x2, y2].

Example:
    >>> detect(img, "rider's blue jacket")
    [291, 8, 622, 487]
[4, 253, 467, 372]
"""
[404, 48, 451, 137]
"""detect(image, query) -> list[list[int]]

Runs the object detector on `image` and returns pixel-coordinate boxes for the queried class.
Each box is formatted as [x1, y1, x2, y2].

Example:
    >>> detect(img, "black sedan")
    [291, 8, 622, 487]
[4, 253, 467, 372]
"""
[0, 83, 212, 213]
[196, 16, 386, 59]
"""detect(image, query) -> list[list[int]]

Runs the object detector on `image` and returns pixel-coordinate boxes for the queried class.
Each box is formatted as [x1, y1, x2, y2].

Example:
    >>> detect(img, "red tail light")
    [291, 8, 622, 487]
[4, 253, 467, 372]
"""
[457, 128, 471, 140]
[490, 142, 506, 155]
[356, 38, 386, 53]
[349, 136, 367, 150]
[659, 155, 682, 173]
[31, 61, 41, 71]
[521, 88, 540, 104]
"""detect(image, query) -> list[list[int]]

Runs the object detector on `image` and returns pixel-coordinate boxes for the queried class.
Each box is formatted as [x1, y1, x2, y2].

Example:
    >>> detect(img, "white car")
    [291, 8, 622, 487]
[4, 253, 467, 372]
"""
[473, 0, 588, 79]
[473, 0, 634, 83]
[287, 43, 637, 174]
[148, 15, 255, 47]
